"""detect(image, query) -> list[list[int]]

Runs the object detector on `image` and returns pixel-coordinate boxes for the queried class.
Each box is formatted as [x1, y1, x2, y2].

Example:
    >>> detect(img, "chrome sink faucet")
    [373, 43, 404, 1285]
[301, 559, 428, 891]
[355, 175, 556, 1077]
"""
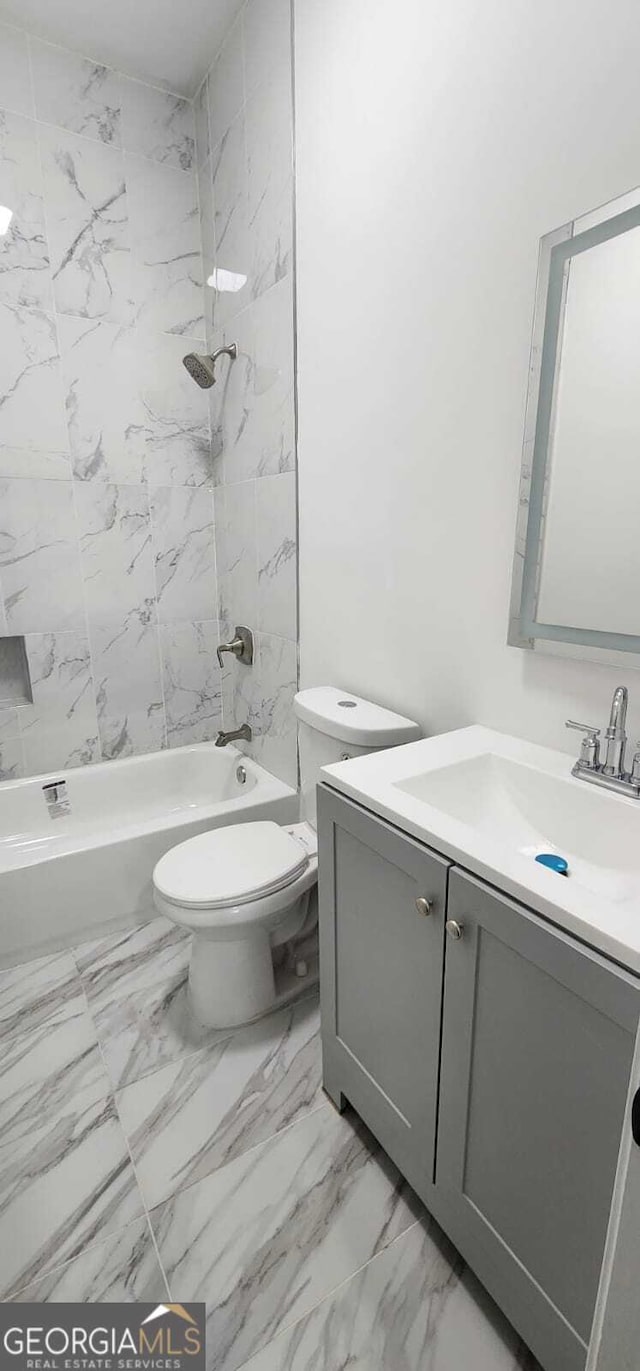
[603, 685, 628, 775]
[566, 685, 640, 798]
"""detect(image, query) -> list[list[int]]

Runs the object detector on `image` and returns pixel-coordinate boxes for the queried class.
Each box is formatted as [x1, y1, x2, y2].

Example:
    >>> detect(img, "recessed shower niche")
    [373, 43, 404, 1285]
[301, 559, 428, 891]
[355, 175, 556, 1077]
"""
[0, 636, 32, 707]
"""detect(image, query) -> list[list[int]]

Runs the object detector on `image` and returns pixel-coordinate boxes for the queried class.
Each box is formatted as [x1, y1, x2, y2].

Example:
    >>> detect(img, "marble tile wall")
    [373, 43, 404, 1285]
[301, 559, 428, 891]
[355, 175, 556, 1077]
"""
[0, 5, 299, 787]
[0, 22, 217, 776]
[195, 0, 298, 788]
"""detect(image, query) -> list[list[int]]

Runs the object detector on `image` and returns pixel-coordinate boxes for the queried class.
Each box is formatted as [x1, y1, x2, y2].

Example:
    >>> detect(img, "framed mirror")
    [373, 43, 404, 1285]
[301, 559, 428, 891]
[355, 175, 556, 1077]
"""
[509, 185, 640, 666]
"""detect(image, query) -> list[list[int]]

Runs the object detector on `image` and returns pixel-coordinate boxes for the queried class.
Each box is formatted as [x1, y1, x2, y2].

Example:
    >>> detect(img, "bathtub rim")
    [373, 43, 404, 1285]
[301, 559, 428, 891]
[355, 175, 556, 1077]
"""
[0, 741, 299, 873]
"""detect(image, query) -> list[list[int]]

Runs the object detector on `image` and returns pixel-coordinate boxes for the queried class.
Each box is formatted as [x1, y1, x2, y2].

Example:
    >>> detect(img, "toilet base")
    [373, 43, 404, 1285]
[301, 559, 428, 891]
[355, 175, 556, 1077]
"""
[187, 893, 318, 1030]
[188, 926, 276, 1028]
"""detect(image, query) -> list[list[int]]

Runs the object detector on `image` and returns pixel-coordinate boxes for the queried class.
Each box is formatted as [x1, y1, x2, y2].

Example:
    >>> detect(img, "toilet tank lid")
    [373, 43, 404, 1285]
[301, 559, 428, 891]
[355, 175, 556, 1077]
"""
[294, 687, 422, 748]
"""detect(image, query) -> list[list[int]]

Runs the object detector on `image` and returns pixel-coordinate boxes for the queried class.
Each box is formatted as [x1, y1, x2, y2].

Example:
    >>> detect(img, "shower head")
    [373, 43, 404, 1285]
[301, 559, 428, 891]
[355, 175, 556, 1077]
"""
[182, 343, 238, 389]
[182, 352, 216, 388]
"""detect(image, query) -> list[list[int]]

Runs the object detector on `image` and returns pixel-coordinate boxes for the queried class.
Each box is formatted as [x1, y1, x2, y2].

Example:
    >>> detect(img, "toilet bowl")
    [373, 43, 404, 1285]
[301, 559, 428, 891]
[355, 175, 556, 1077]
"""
[154, 820, 318, 1027]
[153, 686, 421, 1029]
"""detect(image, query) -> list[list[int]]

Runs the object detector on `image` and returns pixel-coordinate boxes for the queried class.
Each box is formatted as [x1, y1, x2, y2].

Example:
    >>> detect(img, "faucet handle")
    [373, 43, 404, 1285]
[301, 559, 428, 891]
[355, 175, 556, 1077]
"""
[566, 720, 601, 768]
[216, 626, 254, 670]
[631, 743, 640, 782]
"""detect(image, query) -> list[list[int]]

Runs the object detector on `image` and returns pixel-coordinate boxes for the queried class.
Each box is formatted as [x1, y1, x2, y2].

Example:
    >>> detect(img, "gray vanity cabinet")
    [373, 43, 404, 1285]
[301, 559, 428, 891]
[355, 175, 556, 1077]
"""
[317, 785, 450, 1198]
[438, 868, 640, 1371]
[318, 784, 640, 1371]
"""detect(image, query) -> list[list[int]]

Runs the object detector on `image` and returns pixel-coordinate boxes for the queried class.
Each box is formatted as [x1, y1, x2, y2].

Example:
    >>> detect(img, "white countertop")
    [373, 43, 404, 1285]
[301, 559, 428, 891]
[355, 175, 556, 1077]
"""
[321, 725, 640, 976]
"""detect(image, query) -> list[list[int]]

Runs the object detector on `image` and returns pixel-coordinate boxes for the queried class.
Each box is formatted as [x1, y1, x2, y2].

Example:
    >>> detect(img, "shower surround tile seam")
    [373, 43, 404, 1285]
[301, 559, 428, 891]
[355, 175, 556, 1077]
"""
[147, 494, 170, 751]
[0, 294, 209, 342]
[214, 266, 291, 332]
[197, 0, 297, 788]
[6, 20, 200, 104]
[11, 108, 199, 173]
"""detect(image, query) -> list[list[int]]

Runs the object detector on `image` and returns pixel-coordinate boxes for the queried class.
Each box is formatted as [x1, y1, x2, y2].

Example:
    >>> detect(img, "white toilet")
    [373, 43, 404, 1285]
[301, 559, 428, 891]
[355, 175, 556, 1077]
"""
[152, 686, 421, 1028]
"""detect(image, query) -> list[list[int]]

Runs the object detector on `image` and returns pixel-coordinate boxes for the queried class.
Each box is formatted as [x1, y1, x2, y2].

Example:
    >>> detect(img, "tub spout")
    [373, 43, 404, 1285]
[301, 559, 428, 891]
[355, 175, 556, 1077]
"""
[215, 724, 252, 748]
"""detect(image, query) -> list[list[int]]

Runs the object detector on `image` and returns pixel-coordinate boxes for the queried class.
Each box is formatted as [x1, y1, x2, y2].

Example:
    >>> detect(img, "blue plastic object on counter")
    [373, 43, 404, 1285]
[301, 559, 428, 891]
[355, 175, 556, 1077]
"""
[535, 852, 569, 876]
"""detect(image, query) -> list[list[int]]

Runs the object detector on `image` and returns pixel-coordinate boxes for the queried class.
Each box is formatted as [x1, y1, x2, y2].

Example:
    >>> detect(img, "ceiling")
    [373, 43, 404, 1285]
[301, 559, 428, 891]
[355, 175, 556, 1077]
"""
[0, 0, 244, 95]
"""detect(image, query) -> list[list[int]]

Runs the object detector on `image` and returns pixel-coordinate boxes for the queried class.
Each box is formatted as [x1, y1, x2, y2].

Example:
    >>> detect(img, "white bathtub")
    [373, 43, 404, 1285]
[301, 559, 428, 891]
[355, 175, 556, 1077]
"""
[0, 743, 299, 966]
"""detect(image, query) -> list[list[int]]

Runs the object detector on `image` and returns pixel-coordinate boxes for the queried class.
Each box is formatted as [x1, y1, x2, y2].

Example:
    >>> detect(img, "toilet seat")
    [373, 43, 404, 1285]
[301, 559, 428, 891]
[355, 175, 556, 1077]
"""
[153, 820, 314, 911]
[153, 820, 318, 938]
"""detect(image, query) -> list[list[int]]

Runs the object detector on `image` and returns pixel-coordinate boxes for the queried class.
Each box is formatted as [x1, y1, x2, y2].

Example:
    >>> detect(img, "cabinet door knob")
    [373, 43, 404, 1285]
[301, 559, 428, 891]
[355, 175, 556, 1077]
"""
[446, 919, 464, 940]
[415, 896, 432, 917]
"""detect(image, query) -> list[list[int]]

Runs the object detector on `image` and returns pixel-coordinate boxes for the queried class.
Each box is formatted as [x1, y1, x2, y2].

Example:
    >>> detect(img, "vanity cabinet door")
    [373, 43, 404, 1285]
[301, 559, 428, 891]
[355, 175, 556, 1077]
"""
[317, 785, 449, 1200]
[438, 867, 640, 1371]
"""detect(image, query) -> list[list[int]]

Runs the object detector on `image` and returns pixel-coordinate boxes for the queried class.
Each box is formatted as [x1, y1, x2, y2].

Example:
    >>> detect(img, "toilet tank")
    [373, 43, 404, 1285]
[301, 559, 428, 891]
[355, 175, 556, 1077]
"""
[294, 686, 422, 827]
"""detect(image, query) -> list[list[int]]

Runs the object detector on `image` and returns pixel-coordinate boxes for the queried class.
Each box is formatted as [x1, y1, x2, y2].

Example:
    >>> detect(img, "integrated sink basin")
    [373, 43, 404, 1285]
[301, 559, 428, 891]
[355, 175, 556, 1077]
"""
[396, 751, 640, 903]
[321, 725, 640, 971]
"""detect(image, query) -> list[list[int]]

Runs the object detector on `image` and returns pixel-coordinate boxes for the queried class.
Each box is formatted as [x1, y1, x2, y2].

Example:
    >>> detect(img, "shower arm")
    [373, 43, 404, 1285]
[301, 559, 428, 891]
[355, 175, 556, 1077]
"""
[212, 343, 238, 364]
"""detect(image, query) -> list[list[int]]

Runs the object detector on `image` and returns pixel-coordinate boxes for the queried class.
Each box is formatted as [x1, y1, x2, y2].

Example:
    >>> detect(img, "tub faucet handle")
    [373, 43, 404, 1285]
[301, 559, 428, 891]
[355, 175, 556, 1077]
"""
[217, 626, 253, 669]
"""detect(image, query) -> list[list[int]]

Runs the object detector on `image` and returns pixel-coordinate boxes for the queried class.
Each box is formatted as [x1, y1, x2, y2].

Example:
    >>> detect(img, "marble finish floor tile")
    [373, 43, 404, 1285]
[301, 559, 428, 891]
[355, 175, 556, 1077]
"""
[0, 950, 79, 1028]
[0, 946, 107, 1154]
[12, 1218, 168, 1303]
[117, 994, 322, 1208]
[237, 1219, 541, 1371]
[151, 1104, 422, 1371]
[0, 983, 106, 1155]
[0, 1081, 144, 1299]
[1, 932, 541, 1363]
[74, 918, 189, 1009]
[75, 918, 231, 1089]
[0, 943, 146, 1300]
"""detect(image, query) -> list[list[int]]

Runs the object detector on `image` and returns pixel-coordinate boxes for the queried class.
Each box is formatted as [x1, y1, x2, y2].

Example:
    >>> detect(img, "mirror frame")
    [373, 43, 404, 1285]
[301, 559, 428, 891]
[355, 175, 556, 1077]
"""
[509, 185, 640, 667]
